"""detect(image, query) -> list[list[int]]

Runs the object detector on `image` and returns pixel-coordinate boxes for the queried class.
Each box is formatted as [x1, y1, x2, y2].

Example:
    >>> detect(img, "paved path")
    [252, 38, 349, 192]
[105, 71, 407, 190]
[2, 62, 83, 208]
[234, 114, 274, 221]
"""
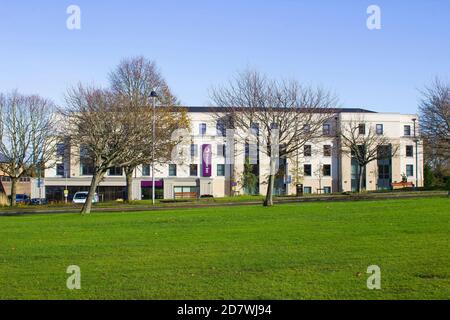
[0, 191, 447, 217]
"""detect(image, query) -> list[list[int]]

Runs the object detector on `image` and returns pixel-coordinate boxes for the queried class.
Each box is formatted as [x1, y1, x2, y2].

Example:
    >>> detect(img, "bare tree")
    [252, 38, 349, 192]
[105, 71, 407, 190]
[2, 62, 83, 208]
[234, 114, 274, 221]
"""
[419, 78, 450, 173]
[211, 69, 337, 206]
[61, 85, 152, 214]
[340, 118, 398, 193]
[109, 56, 189, 201]
[0, 91, 57, 206]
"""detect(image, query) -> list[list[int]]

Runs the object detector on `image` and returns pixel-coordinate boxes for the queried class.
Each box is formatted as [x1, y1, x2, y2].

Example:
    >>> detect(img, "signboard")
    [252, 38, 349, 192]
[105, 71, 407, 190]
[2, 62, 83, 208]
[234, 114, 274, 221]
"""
[202, 144, 212, 177]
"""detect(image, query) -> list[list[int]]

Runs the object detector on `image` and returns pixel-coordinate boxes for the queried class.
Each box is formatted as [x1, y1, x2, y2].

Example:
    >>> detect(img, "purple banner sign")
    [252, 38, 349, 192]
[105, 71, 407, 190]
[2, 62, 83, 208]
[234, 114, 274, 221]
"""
[202, 144, 212, 177]
[141, 180, 164, 188]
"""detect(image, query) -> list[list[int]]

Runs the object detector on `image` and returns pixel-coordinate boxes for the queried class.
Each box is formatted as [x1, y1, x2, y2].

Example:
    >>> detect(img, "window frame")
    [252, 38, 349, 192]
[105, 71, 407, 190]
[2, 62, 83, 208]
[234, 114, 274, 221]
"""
[358, 123, 366, 135]
[304, 164, 312, 177]
[169, 164, 177, 177]
[109, 166, 123, 176]
[376, 124, 384, 135]
[406, 145, 414, 157]
[404, 125, 411, 136]
[189, 164, 198, 177]
[56, 163, 65, 177]
[190, 144, 198, 158]
[304, 145, 312, 157]
[217, 164, 225, 177]
[323, 164, 332, 177]
[323, 124, 331, 136]
[199, 123, 207, 135]
[406, 164, 414, 177]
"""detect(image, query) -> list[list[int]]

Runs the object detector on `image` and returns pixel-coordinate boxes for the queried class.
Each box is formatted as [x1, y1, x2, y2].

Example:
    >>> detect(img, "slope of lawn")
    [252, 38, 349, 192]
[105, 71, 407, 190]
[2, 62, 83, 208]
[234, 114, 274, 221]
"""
[0, 197, 449, 300]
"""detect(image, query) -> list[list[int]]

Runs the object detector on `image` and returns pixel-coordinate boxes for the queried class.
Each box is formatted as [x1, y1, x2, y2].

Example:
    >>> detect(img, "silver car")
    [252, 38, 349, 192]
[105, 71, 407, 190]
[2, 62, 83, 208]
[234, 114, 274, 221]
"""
[73, 192, 99, 204]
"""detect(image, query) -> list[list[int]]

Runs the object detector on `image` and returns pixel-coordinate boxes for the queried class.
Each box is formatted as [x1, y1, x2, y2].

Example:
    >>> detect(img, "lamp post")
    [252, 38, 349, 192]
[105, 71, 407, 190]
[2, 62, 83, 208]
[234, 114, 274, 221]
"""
[412, 118, 419, 189]
[151, 90, 158, 205]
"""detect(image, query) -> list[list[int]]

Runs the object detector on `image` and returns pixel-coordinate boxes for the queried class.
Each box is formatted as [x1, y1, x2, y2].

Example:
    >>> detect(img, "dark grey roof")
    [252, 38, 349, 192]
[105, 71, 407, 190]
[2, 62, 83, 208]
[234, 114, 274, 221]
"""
[184, 106, 376, 113]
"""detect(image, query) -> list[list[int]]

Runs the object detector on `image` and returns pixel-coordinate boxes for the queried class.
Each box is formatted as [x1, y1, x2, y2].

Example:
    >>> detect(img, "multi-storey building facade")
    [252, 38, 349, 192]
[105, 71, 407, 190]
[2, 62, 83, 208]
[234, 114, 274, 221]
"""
[44, 107, 423, 202]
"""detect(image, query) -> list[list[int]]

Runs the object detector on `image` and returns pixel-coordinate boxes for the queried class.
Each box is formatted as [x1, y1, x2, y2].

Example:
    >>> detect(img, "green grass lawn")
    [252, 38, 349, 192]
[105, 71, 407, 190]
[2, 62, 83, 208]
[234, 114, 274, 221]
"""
[0, 197, 449, 300]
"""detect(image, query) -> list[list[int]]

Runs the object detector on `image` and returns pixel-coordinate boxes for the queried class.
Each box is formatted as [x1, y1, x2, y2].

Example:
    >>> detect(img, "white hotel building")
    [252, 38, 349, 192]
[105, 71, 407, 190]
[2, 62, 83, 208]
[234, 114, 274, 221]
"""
[43, 107, 423, 202]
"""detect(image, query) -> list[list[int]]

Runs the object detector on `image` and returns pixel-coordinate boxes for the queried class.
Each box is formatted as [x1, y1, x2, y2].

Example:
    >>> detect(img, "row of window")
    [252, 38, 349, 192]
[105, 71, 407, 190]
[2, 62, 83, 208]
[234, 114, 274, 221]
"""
[353, 123, 414, 136]
[304, 164, 332, 177]
[304, 145, 332, 157]
[0, 176, 31, 183]
[303, 186, 332, 194]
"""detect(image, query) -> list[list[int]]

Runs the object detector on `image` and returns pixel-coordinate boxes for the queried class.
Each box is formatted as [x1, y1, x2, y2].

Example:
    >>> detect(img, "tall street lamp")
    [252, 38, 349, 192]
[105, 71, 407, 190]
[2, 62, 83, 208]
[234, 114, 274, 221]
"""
[151, 90, 158, 205]
[412, 118, 419, 189]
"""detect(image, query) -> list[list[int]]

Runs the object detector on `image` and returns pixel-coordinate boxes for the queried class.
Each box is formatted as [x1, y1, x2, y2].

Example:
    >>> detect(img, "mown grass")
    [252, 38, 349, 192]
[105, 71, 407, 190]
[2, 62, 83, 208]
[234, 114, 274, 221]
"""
[0, 197, 449, 300]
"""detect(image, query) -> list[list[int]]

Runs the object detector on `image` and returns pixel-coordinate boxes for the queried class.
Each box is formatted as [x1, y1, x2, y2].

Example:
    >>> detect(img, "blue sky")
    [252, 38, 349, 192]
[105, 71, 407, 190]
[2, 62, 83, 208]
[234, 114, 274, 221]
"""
[0, 0, 449, 113]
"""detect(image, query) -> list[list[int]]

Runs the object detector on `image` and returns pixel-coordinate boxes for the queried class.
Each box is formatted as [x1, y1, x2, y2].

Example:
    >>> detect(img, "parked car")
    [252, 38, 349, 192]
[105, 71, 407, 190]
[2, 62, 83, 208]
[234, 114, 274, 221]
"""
[30, 198, 48, 205]
[73, 192, 99, 204]
[15, 194, 30, 205]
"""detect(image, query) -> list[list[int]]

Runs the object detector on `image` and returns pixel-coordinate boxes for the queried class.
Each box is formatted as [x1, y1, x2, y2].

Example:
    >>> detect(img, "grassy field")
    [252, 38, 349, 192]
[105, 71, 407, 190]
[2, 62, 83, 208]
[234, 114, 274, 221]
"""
[0, 197, 449, 300]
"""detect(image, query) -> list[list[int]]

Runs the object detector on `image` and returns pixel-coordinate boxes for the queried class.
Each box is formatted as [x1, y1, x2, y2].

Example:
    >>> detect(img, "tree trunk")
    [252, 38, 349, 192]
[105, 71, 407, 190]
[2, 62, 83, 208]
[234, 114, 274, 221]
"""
[264, 174, 275, 207]
[124, 166, 134, 202]
[80, 171, 104, 215]
[10, 178, 18, 206]
[358, 165, 365, 193]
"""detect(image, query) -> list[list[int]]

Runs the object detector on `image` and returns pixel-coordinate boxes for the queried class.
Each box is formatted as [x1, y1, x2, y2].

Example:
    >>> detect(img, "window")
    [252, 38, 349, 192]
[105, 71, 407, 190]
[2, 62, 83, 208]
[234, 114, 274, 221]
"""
[406, 145, 414, 157]
[406, 165, 414, 177]
[191, 144, 198, 157]
[303, 124, 311, 133]
[1, 176, 11, 182]
[216, 120, 226, 136]
[303, 186, 312, 194]
[378, 165, 390, 179]
[56, 143, 65, 157]
[323, 145, 331, 157]
[323, 164, 331, 176]
[56, 163, 65, 176]
[80, 160, 94, 176]
[199, 123, 207, 135]
[109, 167, 123, 176]
[19, 177, 30, 183]
[250, 122, 259, 135]
[190, 164, 198, 177]
[323, 124, 331, 136]
[217, 144, 226, 157]
[169, 164, 177, 177]
[358, 123, 366, 135]
[404, 125, 411, 136]
[376, 124, 384, 135]
[142, 165, 150, 176]
[304, 164, 312, 176]
[323, 187, 332, 194]
[217, 164, 225, 177]
[304, 145, 312, 157]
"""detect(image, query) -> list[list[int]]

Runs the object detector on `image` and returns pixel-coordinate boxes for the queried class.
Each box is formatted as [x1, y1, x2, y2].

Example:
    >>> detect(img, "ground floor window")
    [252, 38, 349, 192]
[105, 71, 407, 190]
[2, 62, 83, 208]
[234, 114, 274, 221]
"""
[174, 186, 198, 199]
[141, 187, 164, 200]
[323, 187, 331, 194]
[304, 186, 312, 194]
[46, 186, 126, 202]
[406, 165, 414, 177]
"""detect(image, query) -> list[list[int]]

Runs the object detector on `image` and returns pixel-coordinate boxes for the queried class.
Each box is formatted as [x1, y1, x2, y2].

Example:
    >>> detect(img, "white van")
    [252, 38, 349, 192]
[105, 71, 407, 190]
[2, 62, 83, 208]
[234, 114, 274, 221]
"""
[73, 192, 99, 204]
